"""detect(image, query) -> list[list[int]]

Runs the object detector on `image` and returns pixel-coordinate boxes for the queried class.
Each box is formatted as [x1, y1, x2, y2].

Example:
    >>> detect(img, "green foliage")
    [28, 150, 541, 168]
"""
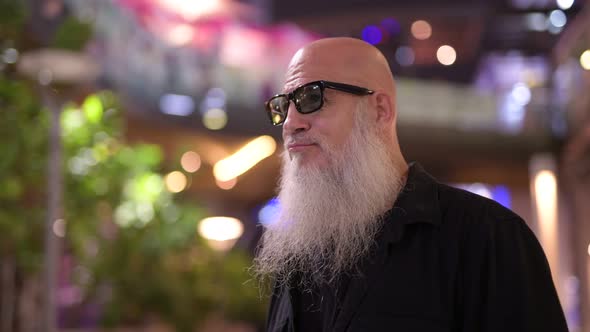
[59, 93, 267, 330]
[51, 16, 93, 51]
[0, 77, 47, 272]
[0, 4, 267, 329]
[0, 0, 25, 42]
[0, 83, 267, 330]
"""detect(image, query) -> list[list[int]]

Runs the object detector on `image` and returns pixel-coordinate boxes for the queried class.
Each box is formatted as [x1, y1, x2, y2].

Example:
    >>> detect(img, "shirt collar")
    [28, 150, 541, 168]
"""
[380, 162, 442, 243]
[395, 162, 441, 225]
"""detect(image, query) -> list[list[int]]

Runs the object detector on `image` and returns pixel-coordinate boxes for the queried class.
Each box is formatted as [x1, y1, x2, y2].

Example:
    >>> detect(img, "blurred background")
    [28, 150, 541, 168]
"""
[1, 0, 589, 331]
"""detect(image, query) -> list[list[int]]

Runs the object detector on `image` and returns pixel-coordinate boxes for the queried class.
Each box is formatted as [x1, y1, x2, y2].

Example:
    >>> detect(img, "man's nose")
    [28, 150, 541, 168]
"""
[283, 103, 310, 137]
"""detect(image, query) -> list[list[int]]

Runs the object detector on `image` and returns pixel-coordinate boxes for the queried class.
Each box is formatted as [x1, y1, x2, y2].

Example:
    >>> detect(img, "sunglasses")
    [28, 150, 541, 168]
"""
[264, 80, 374, 126]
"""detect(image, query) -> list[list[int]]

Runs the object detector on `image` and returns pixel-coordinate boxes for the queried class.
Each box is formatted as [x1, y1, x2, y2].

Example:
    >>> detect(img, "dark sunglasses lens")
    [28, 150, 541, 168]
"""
[267, 96, 289, 125]
[294, 84, 322, 114]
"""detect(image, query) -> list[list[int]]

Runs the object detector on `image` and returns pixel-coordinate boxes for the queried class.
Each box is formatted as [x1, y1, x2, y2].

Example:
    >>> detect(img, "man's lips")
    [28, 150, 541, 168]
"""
[286, 142, 317, 152]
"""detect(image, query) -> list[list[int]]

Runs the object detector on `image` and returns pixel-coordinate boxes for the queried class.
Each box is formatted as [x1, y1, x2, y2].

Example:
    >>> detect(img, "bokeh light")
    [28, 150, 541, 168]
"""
[115, 201, 136, 227]
[258, 197, 281, 226]
[395, 46, 415, 66]
[38, 68, 53, 85]
[534, 169, 557, 223]
[160, 94, 195, 116]
[556, 0, 574, 10]
[181, 151, 201, 173]
[533, 169, 558, 265]
[83, 94, 103, 124]
[492, 185, 512, 209]
[525, 13, 548, 31]
[198, 216, 244, 251]
[216, 177, 237, 190]
[548, 25, 563, 35]
[511, 83, 532, 106]
[156, 0, 225, 21]
[53, 219, 66, 238]
[202, 108, 228, 130]
[436, 45, 456, 65]
[3, 48, 19, 64]
[136, 202, 155, 224]
[580, 50, 590, 70]
[213, 135, 276, 181]
[466, 183, 492, 199]
[166, 24, 194, 46]
[381, 18, 400, 36]
[126, 172, 164, 202]
[411, 20, 432, 40]
[201, 87, 227, 113]
[500, 94, 526, 133]
[548, 10, 567, 28]
[165, 171, 187, 193]
[361, 25, 382, 45]
[198, 216, 244, 241]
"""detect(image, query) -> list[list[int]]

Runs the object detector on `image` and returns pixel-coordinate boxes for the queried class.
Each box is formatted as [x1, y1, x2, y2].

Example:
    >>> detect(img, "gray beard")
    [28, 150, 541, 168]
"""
[254, 101, 404, 287]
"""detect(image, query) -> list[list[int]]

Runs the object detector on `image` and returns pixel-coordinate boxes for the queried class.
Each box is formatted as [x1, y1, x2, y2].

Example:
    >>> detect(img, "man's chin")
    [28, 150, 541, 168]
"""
[289, 154, 331, 171]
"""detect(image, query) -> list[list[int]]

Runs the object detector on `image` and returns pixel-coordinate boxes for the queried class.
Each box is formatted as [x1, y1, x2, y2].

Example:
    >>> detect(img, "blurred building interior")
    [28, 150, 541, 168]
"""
[1, 0, 590, 331]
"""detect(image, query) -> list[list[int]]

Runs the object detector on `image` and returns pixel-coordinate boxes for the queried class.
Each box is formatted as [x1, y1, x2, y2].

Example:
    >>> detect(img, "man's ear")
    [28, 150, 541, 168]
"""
[374, 92, 395, 126]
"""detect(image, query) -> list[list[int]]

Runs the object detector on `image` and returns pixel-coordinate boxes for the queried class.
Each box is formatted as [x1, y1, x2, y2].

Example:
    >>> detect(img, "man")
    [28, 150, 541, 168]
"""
[255, 37, 568, 332]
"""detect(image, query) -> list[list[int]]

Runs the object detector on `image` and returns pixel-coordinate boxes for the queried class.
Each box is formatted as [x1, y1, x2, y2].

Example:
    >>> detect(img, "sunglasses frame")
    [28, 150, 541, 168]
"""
[264, 80, 375, 126]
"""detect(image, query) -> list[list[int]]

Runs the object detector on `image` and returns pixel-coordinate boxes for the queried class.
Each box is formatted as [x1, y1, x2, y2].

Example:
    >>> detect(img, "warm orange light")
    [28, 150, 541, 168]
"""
[198, 216, 244, 251]
[165, 171, 187, 193]
[216, 177, 237, 190]
[535, 170, 557, 231]
[580, 50, 590, 70]
[411, 20, 432, 40]
[437, 45, 457, 66]
[181, 151, 201, 173]
[533, 169, 558, 282]
[213, 135, 276, 181]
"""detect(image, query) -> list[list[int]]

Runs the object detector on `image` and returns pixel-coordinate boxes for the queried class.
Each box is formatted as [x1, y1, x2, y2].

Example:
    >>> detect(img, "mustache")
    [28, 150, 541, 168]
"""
[284, 133, 324, 148]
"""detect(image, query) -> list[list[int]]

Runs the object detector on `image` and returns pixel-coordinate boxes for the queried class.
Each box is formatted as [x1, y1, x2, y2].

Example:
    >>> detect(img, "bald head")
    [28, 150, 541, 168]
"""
[283, 38, 401, 149]
[284, 37, 395, 98]
[278, 37, 406, 174]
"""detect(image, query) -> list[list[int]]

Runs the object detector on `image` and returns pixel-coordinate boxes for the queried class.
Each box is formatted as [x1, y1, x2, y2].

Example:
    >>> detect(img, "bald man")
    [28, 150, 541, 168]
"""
[255, 38, 567, 332]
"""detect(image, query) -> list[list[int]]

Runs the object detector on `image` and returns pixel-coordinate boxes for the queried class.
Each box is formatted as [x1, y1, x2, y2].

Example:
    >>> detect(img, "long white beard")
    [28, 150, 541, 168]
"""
[254, 101, 404, 287]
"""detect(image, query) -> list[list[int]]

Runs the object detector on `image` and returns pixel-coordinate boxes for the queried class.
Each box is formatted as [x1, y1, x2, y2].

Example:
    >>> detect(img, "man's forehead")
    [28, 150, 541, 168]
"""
[282, 62, 364, 93]
[283, 48, 338, 88]
[283, 57, 325, 90]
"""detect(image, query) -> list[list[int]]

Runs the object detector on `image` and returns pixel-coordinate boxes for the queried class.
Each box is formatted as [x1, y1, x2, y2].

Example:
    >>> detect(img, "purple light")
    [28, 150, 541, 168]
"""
[381, 18, 401, 36]
[492, 185, 511, 209]
[395, 46, 415, 66]
[159, 94, 195, 116]
[258, 197, 281, 226]
[362, 25, 382, 45]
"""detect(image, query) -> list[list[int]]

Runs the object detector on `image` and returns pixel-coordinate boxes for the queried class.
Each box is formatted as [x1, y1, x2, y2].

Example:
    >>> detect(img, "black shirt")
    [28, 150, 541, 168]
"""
[265, 163, 568, 332]
[292, 275, 350, 331]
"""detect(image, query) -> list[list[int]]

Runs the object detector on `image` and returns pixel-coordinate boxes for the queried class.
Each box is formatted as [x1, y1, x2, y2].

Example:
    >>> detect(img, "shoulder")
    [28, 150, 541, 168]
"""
[397, 163, 538, 248]
[437, 182, 519, 222]
[436, 182, 527, 230]
[434, 182, 540, 250]
[431, 187, 568, 331]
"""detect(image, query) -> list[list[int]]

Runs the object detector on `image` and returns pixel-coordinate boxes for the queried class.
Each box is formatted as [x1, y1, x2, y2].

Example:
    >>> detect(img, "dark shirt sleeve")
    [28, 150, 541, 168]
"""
[458, 215, 569, 332]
